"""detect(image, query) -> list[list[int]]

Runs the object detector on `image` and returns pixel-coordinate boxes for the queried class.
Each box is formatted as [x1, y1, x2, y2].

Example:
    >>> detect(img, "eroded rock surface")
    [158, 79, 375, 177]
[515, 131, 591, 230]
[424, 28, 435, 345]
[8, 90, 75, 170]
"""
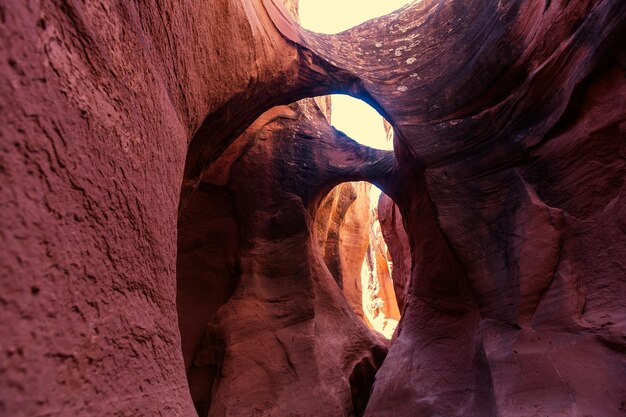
[378, 193, 411, 313]
[180, 99, 392, 416]
[359, 191, 400, 339]
[1, 0, 625, 416]
[0, 0, 358, 415]
[314, 182, 400, 338]
[266, 0, 626, 415]
[315, 182, 371, 322]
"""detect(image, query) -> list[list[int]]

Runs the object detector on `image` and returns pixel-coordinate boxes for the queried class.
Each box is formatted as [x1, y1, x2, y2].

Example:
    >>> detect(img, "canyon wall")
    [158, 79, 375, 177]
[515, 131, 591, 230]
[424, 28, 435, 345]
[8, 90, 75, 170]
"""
[1, 0, 624, 416]
[267, 1, 626, 414]
[315, 181, 371, 317]
[359, 192, 400, 339]
[314, 182, 400, 338]
[378, 194, 411, 313]
[0, 0, 347, 415]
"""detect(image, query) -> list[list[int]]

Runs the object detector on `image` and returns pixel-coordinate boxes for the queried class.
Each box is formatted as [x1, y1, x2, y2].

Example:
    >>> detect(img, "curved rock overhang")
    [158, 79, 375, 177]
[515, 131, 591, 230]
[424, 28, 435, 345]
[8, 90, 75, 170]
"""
[2, 0, 625, 415]
[267, 0, 624, 167]
[257, 1, 626, 416]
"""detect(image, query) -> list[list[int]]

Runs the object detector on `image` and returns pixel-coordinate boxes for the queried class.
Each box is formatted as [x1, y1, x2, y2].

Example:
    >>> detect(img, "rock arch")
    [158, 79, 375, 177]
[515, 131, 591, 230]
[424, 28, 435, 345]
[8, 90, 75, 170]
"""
[1, 0, 624, 416]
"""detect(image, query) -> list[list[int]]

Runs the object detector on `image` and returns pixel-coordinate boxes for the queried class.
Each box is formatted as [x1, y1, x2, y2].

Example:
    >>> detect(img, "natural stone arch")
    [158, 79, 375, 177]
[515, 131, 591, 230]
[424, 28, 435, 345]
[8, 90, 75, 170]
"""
[2, 0, 624, 415]
[177, 97, 397, 416]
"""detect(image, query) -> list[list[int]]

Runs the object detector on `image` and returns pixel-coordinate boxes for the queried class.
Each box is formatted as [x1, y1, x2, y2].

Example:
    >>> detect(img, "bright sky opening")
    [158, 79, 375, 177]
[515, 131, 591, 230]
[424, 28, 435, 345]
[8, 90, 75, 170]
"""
[299, 0, 414, 34]
[330, 95, 393, 151]
[299, 1, 402, 150]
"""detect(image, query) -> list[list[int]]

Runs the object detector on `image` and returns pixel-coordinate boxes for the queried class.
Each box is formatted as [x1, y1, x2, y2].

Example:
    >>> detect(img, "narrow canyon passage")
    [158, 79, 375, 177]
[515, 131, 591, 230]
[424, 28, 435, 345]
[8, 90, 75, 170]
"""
[176, 97, 400, 417]
[2, 0, 625, 416]
[314, 182, 402, 340]
[179, 1, 626, 414]
[176, 87, 414, 416]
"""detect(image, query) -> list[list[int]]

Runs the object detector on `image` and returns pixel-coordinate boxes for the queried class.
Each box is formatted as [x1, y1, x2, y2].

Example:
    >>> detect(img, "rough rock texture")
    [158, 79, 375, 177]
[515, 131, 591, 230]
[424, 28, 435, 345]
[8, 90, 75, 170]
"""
[2, 0, 625, 416]
[0, 0, 362, 415]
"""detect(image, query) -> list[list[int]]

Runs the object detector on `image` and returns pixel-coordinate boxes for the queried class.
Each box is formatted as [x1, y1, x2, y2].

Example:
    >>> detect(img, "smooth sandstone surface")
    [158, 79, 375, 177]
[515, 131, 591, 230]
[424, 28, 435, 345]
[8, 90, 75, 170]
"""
[180, 99, 392, 417]
[1, 0, 625, 416]
[314, 181, 400, 338]
[266, 1, 625, 414]
[378, 193, 411, 313]
[315, 182, 372, 322]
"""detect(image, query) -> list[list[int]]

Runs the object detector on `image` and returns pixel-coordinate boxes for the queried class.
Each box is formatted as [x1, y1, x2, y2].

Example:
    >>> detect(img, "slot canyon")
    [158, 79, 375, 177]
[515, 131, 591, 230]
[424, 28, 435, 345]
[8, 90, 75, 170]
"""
[1, 0, 625, 416]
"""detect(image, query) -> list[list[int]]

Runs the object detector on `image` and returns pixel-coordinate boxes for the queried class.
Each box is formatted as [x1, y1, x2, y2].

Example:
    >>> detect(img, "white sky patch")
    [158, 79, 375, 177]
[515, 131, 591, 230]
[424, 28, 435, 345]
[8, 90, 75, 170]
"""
[330, 95, 393, 151]
[299, 0, 414, 34]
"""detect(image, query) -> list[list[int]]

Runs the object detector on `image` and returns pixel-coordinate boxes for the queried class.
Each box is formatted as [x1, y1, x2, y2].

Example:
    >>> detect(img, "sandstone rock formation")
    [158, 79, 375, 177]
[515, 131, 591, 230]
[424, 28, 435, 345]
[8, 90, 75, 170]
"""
[179, 99, 392, 416]
[314, 182, 401, 338]
[315, 181, 372, 322]
[0, 1, 361, 415]
[1, 0, 625, 416]
[266, 1, 626, 414]
[359, 190, 400, 339]
[378, 193, 411, 313]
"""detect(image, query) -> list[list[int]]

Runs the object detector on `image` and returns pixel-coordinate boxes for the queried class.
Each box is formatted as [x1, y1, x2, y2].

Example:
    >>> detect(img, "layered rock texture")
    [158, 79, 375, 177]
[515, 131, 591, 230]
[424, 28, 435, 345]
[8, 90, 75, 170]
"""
[315, 182, 373, 323]
[359, 189, 400, 338]
[378, 193, 411, 313]
[314, 182, 401, 338]
[178, 99, 394, 417]
[1, 0, 625, 416]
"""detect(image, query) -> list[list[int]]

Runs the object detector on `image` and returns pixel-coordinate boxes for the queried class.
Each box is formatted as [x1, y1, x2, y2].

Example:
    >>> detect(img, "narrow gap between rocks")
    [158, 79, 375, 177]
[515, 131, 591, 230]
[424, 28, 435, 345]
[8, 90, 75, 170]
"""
[317, 94, 402, 339]
[313, 181, 401, 339]
[176, 92, 403, 416]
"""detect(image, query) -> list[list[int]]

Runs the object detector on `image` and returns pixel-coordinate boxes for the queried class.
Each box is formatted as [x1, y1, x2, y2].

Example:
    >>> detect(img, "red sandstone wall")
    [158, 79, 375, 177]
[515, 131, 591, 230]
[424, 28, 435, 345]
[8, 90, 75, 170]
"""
[378, 193, 410, 312]
[178, 99, 392, 416]
[314, 182, 401, 338]
[0, 0, 332, 415]
[2, 0, 625, 416]
[266, 1, 625, 414]
[315, 182, 371, 322]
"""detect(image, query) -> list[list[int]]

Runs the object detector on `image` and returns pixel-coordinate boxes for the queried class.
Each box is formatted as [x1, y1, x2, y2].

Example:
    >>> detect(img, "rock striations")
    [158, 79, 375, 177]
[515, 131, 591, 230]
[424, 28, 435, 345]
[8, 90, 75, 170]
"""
[1, 0, 624, 416]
